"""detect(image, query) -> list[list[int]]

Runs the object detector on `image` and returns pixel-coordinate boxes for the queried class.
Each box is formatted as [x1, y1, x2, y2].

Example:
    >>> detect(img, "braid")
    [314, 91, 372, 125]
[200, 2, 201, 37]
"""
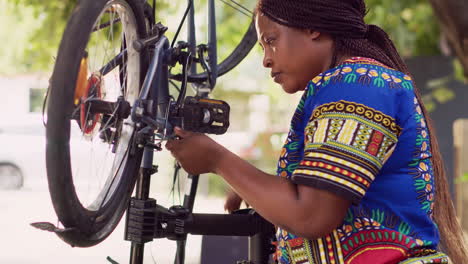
[339, 25, 409, 73]
[256, 0, 406, 72]
[331, 37, 395, 69]
[255, 0, 468, 263]
[257, 0, 367, 38]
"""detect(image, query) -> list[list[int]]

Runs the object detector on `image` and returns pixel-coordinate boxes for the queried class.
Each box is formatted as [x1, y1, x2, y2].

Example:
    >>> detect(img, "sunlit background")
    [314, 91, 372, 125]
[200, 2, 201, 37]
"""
[1, 0, 467, 263]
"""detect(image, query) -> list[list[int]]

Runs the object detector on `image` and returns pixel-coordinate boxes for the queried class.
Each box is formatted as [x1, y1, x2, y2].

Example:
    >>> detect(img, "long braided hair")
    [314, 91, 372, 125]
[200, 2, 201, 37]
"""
[255, 0, 468, 262]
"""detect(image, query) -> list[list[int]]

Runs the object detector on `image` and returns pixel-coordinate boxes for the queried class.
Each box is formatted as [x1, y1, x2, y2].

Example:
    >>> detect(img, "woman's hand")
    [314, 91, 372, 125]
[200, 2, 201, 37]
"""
[224, 189, 244, 213]
[165, 127, 226, 175]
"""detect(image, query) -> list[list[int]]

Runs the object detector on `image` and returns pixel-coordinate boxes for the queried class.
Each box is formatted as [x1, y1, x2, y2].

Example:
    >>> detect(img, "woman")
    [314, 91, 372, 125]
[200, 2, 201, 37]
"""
[166, 0, 468, 263]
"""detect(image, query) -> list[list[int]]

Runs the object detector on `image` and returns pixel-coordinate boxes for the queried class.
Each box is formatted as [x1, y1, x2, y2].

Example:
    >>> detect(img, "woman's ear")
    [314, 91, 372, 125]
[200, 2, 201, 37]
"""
[308, 30, 321, 40]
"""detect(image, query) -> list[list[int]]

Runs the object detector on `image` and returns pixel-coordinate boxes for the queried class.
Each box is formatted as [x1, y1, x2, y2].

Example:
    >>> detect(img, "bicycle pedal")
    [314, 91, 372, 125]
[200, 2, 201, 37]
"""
[30, 222, 76, 233]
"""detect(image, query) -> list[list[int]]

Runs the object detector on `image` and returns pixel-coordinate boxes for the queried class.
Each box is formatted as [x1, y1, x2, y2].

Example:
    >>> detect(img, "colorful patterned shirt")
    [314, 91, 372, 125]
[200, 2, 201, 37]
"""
[275, 57, 448, 264]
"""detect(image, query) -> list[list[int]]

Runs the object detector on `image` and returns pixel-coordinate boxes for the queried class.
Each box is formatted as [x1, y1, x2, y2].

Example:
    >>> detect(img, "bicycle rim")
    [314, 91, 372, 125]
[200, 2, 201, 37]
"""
[46, 0, 147, 247]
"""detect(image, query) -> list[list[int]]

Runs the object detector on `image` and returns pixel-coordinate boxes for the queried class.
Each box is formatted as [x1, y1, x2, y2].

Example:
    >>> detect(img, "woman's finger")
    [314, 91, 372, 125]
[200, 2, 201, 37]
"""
[165, 139, 182, 152]
[165, 140, 174, 151]
[174, 126, 191, 138]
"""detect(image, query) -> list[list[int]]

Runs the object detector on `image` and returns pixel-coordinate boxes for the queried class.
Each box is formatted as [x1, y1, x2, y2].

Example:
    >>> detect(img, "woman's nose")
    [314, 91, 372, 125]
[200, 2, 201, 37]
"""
[263, 56, 273, 68]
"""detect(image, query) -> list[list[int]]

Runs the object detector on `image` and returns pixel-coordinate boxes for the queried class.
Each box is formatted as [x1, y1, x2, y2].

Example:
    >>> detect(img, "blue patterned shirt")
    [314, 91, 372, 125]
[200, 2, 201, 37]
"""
[275, 57, 448, 264]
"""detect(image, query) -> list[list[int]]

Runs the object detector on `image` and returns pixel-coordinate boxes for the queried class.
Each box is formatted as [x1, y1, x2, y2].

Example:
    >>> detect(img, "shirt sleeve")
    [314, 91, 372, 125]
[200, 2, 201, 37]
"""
[291, 97, 402, 204]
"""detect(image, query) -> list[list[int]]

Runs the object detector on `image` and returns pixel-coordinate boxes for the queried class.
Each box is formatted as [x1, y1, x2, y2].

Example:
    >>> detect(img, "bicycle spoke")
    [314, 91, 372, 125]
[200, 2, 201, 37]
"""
[91, 133, 131, 214]
[93, 18, 121, 32]
[79, 33, 132, 212]
[83, 99, 93, 133]
[120, 59, 129, 97]
[118, 35, 129, 97]
[104, 10, 115, 73]
[99, 49, 127, 76]
[217, 0, 253, 17]
[98, 107, 119, 135]
[93, 131, 116, 195]
[71, 5, 132, 210]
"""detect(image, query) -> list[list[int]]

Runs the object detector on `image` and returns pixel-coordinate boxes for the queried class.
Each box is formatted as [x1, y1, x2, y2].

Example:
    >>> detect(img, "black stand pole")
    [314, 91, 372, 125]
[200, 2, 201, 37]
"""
[249, 232, 274, 264]
[129, 147, 154, 264]
[174, 174, 199, 264]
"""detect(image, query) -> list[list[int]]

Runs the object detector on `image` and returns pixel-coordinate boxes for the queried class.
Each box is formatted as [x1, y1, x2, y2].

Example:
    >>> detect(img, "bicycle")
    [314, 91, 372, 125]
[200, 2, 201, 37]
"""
[32, 0, 275, 263]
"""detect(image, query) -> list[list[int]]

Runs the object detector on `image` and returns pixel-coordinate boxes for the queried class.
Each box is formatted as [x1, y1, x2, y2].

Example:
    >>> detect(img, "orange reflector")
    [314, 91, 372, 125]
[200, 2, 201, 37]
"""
[74, 53, 88, 105]
[199, 98, 223, 105]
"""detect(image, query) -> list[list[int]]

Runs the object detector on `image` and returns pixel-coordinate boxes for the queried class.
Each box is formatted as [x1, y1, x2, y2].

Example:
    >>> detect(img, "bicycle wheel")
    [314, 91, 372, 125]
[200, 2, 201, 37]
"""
[186, 23, 257, 82]
[46, 0, 148, 247]
[168, 0, 258, 83]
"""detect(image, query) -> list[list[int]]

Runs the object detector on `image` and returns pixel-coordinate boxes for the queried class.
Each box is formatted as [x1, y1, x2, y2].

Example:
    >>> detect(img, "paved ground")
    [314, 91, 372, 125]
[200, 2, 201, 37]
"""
[0, 184, 226, 264]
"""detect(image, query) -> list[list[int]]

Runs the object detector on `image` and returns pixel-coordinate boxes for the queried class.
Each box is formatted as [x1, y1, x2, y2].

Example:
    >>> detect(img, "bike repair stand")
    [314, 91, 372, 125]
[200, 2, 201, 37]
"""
[125, 146, 276, 264]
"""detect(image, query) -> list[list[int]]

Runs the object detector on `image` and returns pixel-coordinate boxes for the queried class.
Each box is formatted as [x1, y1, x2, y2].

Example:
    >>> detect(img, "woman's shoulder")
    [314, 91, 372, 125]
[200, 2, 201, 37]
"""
[309, 57, 415, 93]
[303, 57, 417, 124]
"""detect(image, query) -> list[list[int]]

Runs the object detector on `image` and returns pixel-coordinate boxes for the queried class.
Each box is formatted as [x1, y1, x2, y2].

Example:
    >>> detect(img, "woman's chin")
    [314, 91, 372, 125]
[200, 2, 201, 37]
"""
[282, 89, 296, 94]
[281, 83, 302, 94]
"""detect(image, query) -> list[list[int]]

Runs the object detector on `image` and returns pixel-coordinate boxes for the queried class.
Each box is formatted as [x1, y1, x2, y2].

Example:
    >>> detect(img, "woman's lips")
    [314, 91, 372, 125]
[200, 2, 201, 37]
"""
[271, 72, 282, 83]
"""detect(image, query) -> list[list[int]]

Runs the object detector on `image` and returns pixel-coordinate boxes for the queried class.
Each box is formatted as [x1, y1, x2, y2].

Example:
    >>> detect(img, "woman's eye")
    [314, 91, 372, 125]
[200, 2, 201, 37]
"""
[266, 38, 275, 45]
[258, 43, 264, 52]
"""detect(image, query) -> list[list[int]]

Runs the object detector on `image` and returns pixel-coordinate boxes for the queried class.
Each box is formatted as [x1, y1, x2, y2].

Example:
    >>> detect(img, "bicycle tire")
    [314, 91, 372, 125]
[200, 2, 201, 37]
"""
[46, 0, 148, 247]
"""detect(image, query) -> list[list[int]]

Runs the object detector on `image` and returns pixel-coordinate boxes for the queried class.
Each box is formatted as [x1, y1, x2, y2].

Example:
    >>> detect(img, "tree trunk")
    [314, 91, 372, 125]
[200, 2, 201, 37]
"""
[429, 0, 468, 78]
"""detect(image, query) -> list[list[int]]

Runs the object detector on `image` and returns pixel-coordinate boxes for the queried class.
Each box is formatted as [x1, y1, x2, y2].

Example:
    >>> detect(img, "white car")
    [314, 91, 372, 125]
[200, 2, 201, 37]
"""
[0, 113, 138, 197]
[0, 114, 47, 189]
[0, 113, 124, 190]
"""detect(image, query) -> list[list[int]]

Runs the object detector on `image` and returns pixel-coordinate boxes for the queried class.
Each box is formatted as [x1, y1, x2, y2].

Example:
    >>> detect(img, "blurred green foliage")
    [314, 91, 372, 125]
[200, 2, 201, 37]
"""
[455, 172, 468, 184]
[2, 0, 442, 75]
[365, 0, 440, 57]
[29, 88, 47, 112]
[422, 74, 457, 112]
[3, 0, 461, 198]
[7, 0, 77, 73]
[207, 172, 229, 197]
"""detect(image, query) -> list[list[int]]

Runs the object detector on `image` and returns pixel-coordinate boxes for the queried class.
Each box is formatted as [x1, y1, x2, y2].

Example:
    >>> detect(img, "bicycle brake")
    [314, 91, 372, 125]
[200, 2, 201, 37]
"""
[133, 22, 168, 52]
